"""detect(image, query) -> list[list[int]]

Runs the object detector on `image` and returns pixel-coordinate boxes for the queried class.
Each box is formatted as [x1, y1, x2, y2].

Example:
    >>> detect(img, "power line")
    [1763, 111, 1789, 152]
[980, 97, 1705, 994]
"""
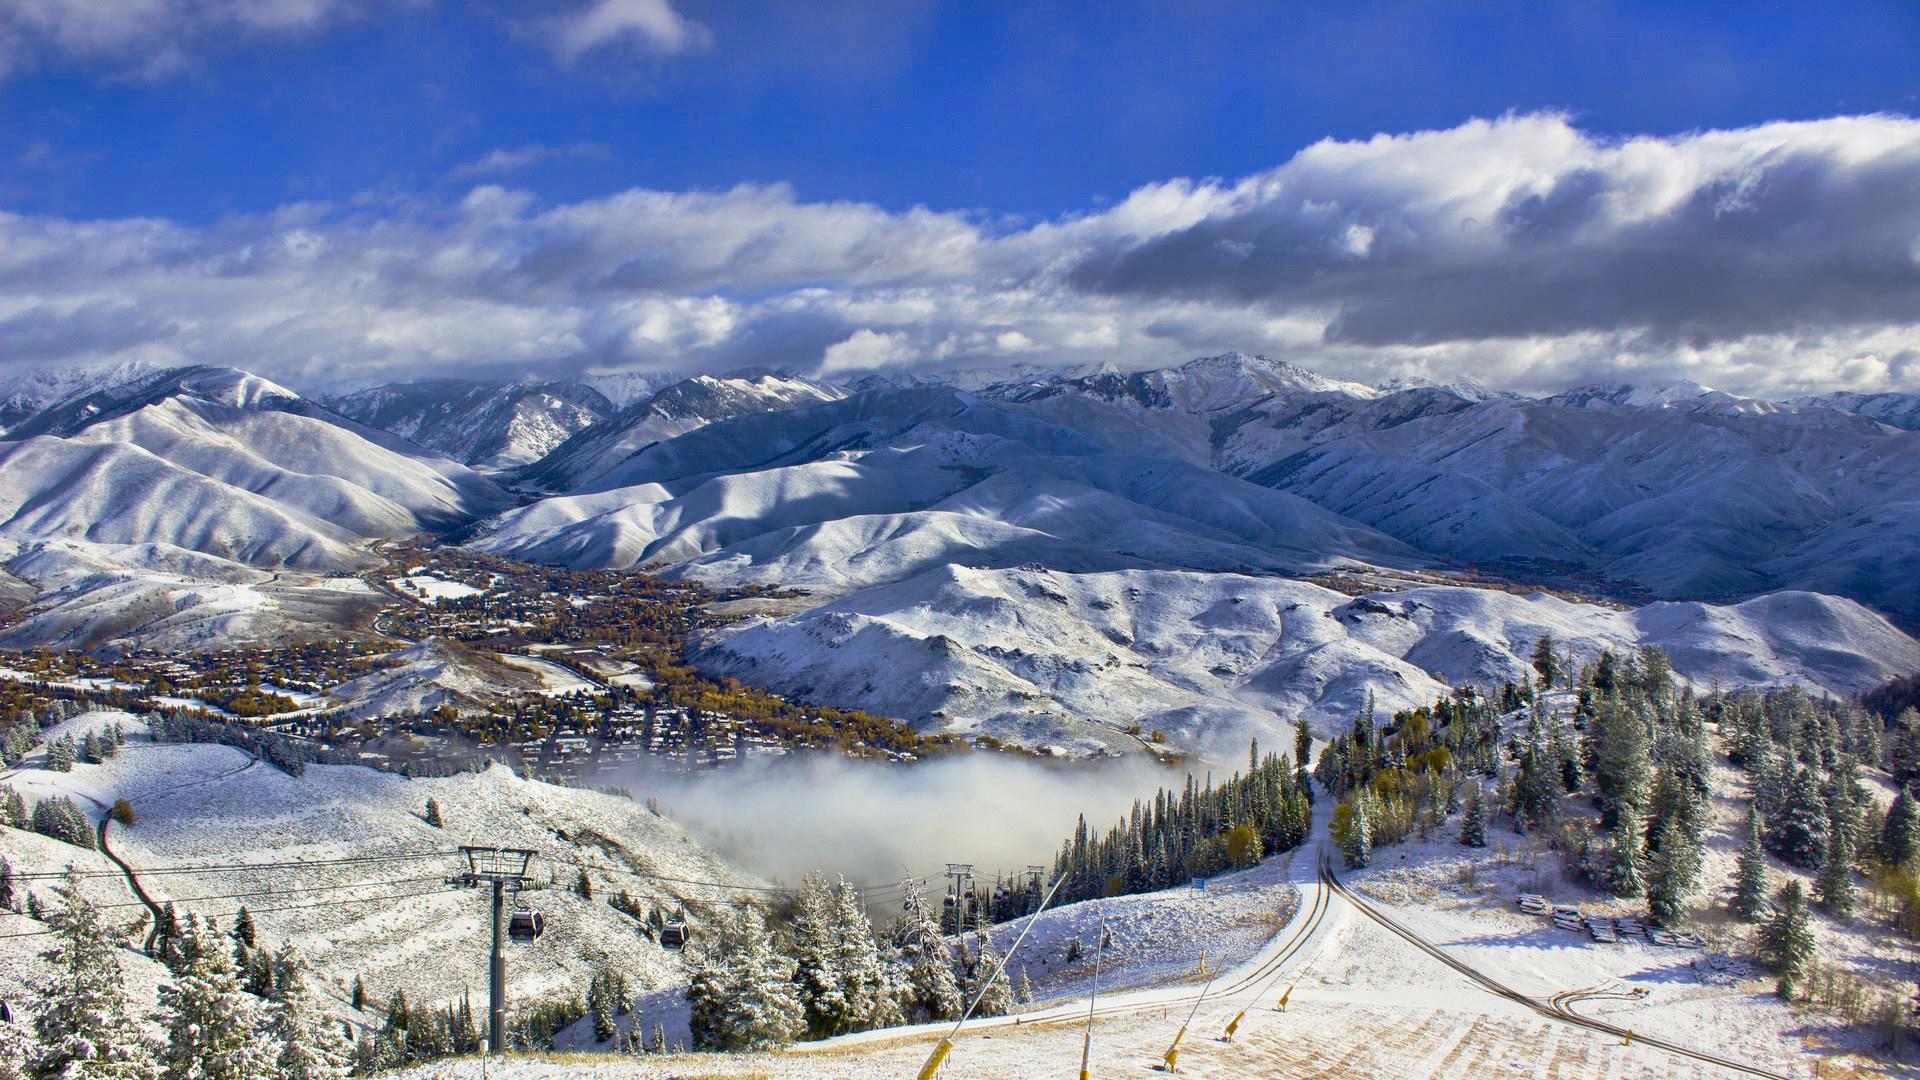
[11, 848, 465, 882]
[0, 873, 450, 917]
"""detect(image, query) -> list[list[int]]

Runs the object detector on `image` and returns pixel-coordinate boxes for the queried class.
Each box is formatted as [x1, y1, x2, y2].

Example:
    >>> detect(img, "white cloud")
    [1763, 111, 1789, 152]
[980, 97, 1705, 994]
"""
[4, 113, 1919, 398]
[543, 0, 709, 64]
[449, 143, 611, 179]
[0, 0, 383, 80]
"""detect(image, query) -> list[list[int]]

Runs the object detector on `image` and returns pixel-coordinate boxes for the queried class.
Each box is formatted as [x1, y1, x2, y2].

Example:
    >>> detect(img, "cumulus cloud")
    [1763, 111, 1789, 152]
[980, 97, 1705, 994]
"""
[542, 0, 709, 64]
[3, 113, 1919, 397]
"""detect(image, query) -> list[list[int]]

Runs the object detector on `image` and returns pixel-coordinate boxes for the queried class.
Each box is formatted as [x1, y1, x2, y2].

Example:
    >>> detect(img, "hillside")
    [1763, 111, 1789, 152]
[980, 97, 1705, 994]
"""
[1, 713, 761, 1026]
[694, 565, 1920, 754]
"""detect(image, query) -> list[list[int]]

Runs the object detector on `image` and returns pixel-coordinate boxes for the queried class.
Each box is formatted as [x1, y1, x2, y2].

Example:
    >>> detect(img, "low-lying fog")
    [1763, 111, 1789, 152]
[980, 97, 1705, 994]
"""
[607, 752, 1182, 891]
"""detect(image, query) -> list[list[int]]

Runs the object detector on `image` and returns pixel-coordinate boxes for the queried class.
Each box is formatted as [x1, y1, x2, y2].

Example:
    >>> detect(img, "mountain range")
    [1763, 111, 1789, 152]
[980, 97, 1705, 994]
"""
[2, 354, 1916, 751]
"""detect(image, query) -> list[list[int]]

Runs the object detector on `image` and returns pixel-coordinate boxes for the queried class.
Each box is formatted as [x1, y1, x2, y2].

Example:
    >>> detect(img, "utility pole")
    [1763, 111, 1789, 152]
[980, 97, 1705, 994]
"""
[453, 846, 536, 1055]
[943, 863, 974, 934]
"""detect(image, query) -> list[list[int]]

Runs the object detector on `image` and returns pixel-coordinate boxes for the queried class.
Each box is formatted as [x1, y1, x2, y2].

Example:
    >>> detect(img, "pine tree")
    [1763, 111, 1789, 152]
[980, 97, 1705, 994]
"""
[828, 877, 900, 1033]
[893, 878, 962, 1023]
[1606, 804, 1645, 899]
[650, 1022, 666, 1054]
[962, 932, 1013, 1018]
[574, 869, 593, 901]
[686, 906, 804, 1051]
[1295, 717, 1313, 776]
[350, 975, 366, 1012]
[0, 855, 12, 912]
[789, 873, 844, 1039]
[1459, 783, 1487, 847]
[1759, 880, 1816, 1001]
[1816, 812, 1856, 918]
[158, 918, 272, 1080]
[1342, 794, 1373, 869]
[588, 967, 622, 1042]
[30, 871, 157, 1079]
[1769, 766, 1829, 868]
[47, 735, 76, 772]
[424, 798, 442, 828]
[0, 787, 24, 829]
[1531, 634, 1560, 689]
[1645, 819, 1702, 926]
[1732, 812, 1770, 922]
[0, 1013, 31, 1080]
[1014, 968, 1035, 1005]
[232, 906, 257, 950]
[1882, 786, 1919, 870]
[266, 942, 349, 1080]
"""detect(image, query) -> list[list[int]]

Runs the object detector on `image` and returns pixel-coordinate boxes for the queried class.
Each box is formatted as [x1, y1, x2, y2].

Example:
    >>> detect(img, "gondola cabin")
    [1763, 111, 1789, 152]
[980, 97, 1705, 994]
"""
[660, 920, 688, 949]
[508, 907, 545, 943]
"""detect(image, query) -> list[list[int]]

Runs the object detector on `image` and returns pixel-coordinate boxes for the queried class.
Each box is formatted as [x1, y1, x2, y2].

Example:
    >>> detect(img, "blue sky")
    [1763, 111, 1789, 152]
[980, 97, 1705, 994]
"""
[1, 1, 1917, 394]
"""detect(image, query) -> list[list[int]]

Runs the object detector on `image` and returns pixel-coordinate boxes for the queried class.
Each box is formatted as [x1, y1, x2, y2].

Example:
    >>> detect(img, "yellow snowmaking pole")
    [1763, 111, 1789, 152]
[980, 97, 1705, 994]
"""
[1161, 967, 1219, 1072]
[916, 1038, 953, 1080]
[1274, 982, 1293, 1011]
[912, 872, 1069, 1080]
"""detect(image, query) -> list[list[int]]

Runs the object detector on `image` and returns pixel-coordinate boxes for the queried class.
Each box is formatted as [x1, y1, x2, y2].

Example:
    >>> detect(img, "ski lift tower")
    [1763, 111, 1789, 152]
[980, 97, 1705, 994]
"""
[453, 846, 538, 1055]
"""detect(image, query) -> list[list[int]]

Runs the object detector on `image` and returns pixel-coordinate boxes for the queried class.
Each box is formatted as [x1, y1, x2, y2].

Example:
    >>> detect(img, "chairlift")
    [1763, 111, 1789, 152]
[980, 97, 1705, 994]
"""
[660, 918, 689, 950]
[507, 907, 545, 944]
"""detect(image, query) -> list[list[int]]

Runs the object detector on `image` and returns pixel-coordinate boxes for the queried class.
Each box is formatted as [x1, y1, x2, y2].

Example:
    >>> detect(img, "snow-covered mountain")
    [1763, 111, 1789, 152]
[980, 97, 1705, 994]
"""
[0, 365, 511, 579]
[472, 386, 1419, 592]
[979, 358, 1920, 624]
[326, 378, 615, 472]
[0, 358, 165, 435]
[1798, 390, 1920, 431]
[694, 564, 1919, 754]
[516, 372, 849, 493]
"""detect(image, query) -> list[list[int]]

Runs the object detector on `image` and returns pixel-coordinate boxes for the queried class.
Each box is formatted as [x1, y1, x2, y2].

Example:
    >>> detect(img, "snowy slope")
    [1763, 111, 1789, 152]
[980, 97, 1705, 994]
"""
[1798, 389, 1920, 431]
[2, 723, 760, 1025]
[0, 365, 511, 577]
[0, 538, 380, 653]
[326, 378, 615, 471]
[694, 565, 1920, 754]
[517, 373, 848, 493]
[472, 387, 1420, 592]
[328, 639, 552, 717]
[0, 358, 163, 435]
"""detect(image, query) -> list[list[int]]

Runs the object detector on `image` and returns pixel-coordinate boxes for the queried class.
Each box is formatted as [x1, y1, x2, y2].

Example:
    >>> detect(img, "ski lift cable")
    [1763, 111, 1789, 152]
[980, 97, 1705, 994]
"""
[0, 871, 451, 917]
[11, 847, 467, 882]
[915, 870, 1069, 1080]
[0, 882, 471, 941]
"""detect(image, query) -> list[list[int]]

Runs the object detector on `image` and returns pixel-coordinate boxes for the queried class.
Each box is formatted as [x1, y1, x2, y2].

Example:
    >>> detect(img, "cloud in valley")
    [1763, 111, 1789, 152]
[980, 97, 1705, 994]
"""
[2, 113, 1919, 396]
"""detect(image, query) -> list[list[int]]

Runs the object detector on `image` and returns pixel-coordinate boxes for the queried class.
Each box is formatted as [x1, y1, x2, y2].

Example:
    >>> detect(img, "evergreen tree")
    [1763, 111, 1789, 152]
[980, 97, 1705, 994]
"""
[1816, 812, 1856, 918]
[892, 878, 962, 1023]
[47, 736, 76, 772]
[961, 933, 1012, 1018]
[423, 798, 443, 828]
[789, 874, 844, 1039]
[1531, 634, 1560, 688]
[1645, 819, 1702, 926]
[1758, 880, 1816, 1001]
[1341, 794, 1373, 869]
[157, 918, 272, 1080]
[588, 967, 623, 1043]
[686, 906, 804, 1051]
[1, 787, 24, 829]
[350, 975, 366, 1012]
[1769, 766, 1829, 868]
[0, 1014, 31, 1080]
[1732, 813, 1770, 922]
[1294, 717, 1312, 776]
[30, 871, 157, 1079]
[1014, 968, 1035, 1005]
[574, 869, 593, 901]
[1881, 786, 1919, 870]
[266, 942, 349, 1080]
[826, 877, 900, 1033]
[0, 855, 12, 912]
[1459, 784, 1486, 847]
[1591, 696, 1651, 825]
[232, 906, 257, 949]
[1605, 804, 1645, 899]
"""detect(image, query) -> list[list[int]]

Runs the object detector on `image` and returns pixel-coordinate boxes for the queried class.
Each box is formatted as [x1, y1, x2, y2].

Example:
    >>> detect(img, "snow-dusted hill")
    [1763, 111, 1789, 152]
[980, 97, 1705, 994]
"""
[473, 386, 1419, 592]
[326, 378, 614, 471]
[328, 639, 553, 717]
[693, 564, 1920, 754]
[0, 365, 511, 577]
[1, 718, 760, 1027]
[517, 372, 848, 493]
[983, 358, 1920, 624]
[1798, 389, 1920, 431]
[0, 538, 380, 653]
